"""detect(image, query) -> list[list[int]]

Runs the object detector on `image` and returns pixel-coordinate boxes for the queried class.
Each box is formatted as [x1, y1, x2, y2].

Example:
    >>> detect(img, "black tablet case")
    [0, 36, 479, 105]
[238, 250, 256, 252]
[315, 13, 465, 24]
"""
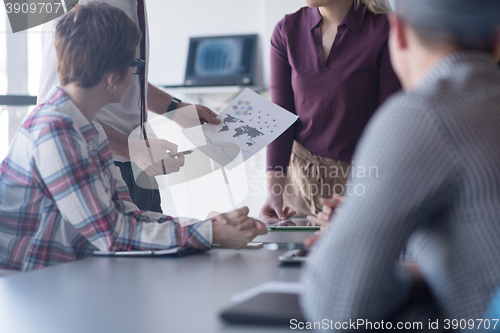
[220, 292, 305, 326]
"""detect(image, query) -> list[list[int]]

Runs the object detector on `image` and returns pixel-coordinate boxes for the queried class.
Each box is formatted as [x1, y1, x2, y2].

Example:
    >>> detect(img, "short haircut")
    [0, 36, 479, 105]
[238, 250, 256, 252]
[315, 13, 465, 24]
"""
[55, 3, 142, 88]
[394, 0, 500, 51]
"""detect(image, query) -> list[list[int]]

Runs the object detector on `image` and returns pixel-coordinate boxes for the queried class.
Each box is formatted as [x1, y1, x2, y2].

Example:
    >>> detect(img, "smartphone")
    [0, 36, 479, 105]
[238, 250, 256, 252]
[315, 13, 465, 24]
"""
[278, 249, 309, 265]
[243, 242, 264, 249]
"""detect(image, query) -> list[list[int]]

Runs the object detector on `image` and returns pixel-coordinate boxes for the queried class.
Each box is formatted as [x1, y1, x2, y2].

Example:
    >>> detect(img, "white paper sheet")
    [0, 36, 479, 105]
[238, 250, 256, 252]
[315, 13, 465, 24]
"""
[182, 88, 298, 170]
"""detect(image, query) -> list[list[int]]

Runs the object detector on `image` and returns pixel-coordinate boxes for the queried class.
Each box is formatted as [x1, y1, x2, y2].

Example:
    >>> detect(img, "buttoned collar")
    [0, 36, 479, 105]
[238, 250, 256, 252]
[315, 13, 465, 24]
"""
[309, 3, 365, 33]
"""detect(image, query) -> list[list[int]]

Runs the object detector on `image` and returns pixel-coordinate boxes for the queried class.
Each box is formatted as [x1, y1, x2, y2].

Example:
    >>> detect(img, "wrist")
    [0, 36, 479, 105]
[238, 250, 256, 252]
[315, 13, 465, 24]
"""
[266, 190, 284, 202]
[177, 102, 190, 109]
[266, 171, 287, 194]
[211, 220, 223, 245]
[167, 97, 182, 112]
[165, 97, 182, 120]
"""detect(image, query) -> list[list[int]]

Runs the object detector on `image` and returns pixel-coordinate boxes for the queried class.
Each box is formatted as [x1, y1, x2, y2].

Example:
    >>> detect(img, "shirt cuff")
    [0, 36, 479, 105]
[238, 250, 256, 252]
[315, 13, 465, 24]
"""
[177, 219, 213, 250]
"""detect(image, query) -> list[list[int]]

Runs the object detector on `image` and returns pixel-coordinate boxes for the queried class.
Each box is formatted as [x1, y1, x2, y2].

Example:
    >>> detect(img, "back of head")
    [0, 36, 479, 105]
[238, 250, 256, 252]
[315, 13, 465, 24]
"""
[55, 3, 142, 88]
[393, 0, 500, 51]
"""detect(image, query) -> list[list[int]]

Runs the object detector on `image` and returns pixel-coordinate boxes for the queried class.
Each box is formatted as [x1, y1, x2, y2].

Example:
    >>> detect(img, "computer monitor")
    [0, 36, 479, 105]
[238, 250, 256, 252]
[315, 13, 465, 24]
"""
[184, 34, 258, 87]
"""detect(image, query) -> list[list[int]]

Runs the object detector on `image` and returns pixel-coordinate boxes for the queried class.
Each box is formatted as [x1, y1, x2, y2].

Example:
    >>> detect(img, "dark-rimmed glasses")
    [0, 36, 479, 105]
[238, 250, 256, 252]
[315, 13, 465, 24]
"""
[130, 59, 146, 75]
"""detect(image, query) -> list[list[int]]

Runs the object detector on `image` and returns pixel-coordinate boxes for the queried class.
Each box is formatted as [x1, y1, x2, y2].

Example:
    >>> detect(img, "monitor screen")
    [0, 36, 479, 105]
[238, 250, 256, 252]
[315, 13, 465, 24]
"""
[185, 34, 258, 87]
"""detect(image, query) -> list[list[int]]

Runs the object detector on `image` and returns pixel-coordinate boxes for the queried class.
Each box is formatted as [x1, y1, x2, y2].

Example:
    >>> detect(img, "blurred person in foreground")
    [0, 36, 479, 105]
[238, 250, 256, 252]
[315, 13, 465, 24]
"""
[0, 3, 265, 272]
[301, 0, 500, 326]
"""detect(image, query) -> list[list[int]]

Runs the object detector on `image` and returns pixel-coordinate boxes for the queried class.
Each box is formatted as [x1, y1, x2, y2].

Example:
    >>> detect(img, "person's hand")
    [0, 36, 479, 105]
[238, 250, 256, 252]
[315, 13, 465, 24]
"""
[211, 208, 268, 250]
[304, 230, 323, 249]
[207, 207, 265, 231]
[128, 138, 185, 177]
[173, 102, 221, 128]
[259, 194, 296, 224]
[193, 103, 221, 125]
[306, 195, 344, 227]
[303, 195, 345, 247]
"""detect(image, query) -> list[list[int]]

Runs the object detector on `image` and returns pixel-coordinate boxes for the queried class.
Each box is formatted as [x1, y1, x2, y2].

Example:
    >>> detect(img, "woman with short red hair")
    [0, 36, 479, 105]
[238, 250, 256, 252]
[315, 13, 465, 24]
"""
[0, 3, 265, 271]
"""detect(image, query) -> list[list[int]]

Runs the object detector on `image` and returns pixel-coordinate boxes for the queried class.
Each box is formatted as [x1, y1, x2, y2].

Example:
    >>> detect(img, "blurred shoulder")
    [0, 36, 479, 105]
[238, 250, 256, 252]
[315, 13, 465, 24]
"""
[362, 8, 391, 40]
[276, 6, 316, 31]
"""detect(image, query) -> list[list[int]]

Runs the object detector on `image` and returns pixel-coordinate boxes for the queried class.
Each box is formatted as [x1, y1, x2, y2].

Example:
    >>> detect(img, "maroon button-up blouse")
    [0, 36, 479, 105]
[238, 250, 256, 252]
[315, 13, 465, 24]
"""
[267, 4, 401, 172]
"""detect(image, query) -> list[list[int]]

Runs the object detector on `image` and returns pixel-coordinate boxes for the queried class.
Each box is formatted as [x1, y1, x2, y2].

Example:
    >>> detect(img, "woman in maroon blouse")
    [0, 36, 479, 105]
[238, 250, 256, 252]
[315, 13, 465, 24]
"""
[260, 0, 401, 224]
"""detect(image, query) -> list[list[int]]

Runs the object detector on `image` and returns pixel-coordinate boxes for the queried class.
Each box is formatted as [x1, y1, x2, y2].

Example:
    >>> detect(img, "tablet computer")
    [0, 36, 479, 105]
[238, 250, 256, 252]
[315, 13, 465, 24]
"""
[268, 219, 320, 231]
[268, 226, 320, 231]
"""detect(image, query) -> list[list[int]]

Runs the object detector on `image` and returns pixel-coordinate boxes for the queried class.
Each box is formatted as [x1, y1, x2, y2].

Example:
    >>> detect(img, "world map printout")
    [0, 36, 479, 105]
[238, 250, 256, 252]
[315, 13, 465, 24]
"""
[182, 88, 298, 170]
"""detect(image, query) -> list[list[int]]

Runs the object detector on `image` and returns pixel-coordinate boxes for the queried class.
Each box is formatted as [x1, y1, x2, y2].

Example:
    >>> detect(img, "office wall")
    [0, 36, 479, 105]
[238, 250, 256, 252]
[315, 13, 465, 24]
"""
[147, 1, 305, 217]
[148, 0, 305, 87]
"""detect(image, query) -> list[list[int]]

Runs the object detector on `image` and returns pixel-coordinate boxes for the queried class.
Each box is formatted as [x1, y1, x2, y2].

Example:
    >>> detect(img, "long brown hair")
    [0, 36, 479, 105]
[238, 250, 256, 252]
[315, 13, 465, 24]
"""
[354, 0, 393, 14]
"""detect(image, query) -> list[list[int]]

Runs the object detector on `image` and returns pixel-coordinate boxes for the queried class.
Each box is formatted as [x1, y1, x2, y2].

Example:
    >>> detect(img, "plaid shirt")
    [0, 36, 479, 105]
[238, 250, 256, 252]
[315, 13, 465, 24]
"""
[0, 88, 212, 271]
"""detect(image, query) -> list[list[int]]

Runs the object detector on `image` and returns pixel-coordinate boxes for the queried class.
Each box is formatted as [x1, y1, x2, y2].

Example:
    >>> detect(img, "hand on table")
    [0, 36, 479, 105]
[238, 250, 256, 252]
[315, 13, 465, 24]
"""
[259, 194, 296, 224]
[210, 207, 268, 250]
[306, 195, 344, 227]
[303, 195, 345, 247]
[128, 138, 185, 177]
[304, 230, 323, 249]
[208, 207, 265, 231]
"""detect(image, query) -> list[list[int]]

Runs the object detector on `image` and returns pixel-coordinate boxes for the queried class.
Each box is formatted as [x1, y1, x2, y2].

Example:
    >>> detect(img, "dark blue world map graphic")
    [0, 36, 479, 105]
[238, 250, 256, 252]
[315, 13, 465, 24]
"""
[219, 114, 263, 146]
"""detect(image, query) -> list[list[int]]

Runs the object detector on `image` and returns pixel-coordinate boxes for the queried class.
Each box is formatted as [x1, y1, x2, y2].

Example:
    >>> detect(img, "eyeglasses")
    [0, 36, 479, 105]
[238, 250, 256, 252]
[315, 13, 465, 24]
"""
[130, 59, 145, 75]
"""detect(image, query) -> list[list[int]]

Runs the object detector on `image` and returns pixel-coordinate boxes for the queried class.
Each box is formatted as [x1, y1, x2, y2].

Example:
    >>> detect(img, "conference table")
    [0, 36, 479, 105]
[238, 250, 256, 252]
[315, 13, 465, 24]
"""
[0, 231, 315, 333]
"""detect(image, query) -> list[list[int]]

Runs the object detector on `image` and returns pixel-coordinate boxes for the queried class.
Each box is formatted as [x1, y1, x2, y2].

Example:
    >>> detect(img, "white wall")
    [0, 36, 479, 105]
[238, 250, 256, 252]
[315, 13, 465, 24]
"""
[148, 0, 305, 87]
[147, 0, 305, 218]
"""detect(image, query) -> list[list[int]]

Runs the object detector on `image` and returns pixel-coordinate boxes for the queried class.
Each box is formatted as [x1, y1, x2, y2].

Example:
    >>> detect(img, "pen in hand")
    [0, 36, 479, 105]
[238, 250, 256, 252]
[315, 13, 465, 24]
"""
[168, 150, 193, 158]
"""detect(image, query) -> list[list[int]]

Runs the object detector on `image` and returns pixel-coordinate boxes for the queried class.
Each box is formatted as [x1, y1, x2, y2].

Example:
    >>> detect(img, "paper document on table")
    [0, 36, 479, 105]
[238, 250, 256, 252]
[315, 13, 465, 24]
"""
[182, 88, 298, 170]
[93, 247, 205, 257]
[231, 281, 303, 304]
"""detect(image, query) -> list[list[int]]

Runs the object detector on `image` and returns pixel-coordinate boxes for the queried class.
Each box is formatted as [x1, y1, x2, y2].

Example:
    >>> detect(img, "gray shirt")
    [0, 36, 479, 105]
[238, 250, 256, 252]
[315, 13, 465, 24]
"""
[301, 51, 500, 325]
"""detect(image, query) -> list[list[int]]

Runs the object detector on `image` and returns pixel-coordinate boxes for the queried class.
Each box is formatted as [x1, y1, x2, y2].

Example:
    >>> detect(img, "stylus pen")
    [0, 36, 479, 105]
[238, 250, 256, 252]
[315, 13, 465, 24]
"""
[168, 150, 193, 158]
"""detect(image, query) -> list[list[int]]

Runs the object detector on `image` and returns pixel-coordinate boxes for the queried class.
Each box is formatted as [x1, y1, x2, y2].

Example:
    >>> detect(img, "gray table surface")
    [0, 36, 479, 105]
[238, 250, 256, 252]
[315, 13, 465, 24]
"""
[0, 232, 312, 333]
[254, 231, 316, 246]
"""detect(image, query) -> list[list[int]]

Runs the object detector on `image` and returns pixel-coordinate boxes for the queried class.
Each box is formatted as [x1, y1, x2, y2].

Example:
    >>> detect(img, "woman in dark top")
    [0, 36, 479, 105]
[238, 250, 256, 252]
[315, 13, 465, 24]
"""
[260, 0, 401, 224]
